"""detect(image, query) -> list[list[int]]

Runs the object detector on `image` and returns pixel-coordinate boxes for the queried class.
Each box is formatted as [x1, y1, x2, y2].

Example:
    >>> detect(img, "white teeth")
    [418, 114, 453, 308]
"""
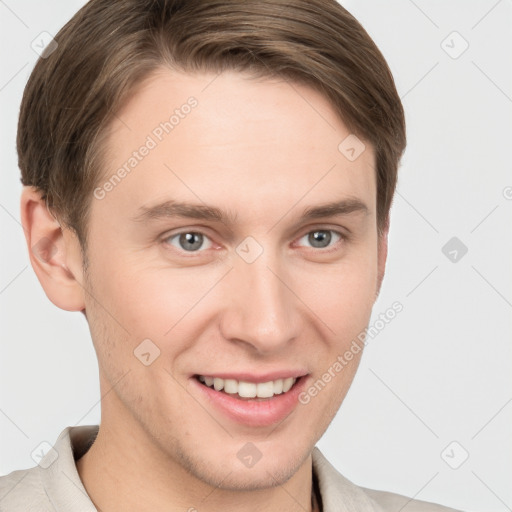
[256, 381, 274, 398]
[283, 377, 295, 393]
[238, 381, 257, 398]
[197, 375, 298, 398]
[273, 379, 283, 394]
[223, 379, 238, 394]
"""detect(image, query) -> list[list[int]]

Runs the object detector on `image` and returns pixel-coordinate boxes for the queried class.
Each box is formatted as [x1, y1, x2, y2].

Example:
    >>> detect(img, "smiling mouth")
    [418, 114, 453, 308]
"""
[193, 374, 303, 401]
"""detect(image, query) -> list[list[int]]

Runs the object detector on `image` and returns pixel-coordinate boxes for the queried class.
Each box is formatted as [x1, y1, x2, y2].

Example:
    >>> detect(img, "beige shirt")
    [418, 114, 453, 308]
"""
[0, 425, 461, 511]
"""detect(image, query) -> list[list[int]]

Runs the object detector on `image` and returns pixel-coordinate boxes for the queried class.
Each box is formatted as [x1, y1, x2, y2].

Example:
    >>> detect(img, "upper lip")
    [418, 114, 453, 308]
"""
[193, 371, 309, 384]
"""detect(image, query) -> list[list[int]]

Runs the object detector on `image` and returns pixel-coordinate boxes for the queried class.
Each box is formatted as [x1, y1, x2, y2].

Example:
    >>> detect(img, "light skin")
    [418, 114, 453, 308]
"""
[21, 68, 388, 512]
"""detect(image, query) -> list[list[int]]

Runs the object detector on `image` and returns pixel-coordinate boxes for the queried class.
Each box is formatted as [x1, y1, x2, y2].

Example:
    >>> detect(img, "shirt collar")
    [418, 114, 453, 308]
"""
[39, 425, 98, 511]
[311, 446, 383, 511]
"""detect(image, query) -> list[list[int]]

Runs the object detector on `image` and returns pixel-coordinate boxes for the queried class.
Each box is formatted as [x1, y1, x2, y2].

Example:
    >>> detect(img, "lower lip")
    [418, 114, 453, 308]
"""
[191, 375, 309, 427]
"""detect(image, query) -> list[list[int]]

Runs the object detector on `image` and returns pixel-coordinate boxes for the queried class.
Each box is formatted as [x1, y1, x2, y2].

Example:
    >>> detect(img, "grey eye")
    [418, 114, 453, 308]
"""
[167, 232, 212, 252]
[180, 232, 203, 251]
[298, 230, 341, 249]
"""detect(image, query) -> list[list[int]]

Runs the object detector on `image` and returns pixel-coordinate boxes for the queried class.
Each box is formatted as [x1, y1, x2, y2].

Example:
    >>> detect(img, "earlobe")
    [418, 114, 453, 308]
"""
[20, 186, 86, 312]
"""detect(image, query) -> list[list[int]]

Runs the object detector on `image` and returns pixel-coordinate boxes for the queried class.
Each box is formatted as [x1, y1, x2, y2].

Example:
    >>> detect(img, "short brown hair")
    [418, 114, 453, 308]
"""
[17, 0, 406, 259]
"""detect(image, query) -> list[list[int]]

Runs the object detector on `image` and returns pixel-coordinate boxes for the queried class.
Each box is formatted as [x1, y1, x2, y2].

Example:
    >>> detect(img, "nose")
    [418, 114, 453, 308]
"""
[218, 247, 303, 354]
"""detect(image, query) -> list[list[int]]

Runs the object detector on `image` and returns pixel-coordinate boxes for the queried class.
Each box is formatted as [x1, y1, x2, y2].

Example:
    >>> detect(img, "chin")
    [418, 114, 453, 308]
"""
[195, 454, 304, 491]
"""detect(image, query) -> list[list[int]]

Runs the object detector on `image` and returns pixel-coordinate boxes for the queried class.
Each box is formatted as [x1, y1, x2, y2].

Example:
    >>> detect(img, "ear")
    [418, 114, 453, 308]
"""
[375, 217, 389, 301]
[20, 186, 86, 312]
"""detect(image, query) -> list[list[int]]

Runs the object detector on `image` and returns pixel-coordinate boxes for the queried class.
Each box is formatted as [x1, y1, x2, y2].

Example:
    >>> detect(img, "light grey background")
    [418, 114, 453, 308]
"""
[1, 1, 511, 511]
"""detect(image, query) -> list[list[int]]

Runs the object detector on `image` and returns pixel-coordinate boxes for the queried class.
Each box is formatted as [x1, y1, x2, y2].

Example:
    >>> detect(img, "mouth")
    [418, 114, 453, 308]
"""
[193, 374, 303, 401]
[191, 373, 310, 427]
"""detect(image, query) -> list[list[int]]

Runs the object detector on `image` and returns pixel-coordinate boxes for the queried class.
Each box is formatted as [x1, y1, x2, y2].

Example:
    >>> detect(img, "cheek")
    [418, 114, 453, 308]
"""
[85, 249, 230, 362]
[296, 253, 378, 338]
[113, 263, 229, 334]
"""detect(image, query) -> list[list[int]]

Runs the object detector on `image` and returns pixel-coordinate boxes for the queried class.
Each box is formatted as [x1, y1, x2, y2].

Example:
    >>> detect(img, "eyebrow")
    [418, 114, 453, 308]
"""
[132, 197, 369, 225]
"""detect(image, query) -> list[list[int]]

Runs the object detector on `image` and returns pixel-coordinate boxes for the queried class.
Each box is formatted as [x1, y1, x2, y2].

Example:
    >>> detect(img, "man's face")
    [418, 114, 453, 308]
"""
[80, 68, 384, 489]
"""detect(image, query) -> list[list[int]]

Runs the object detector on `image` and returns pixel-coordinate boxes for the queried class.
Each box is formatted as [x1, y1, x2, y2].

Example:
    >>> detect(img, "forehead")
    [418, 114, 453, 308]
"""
[93, 68, 376, 226]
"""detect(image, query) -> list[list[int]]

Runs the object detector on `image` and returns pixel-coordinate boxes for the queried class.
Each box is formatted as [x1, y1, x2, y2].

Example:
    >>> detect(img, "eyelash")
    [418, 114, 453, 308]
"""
[161, 227, 346, 256]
